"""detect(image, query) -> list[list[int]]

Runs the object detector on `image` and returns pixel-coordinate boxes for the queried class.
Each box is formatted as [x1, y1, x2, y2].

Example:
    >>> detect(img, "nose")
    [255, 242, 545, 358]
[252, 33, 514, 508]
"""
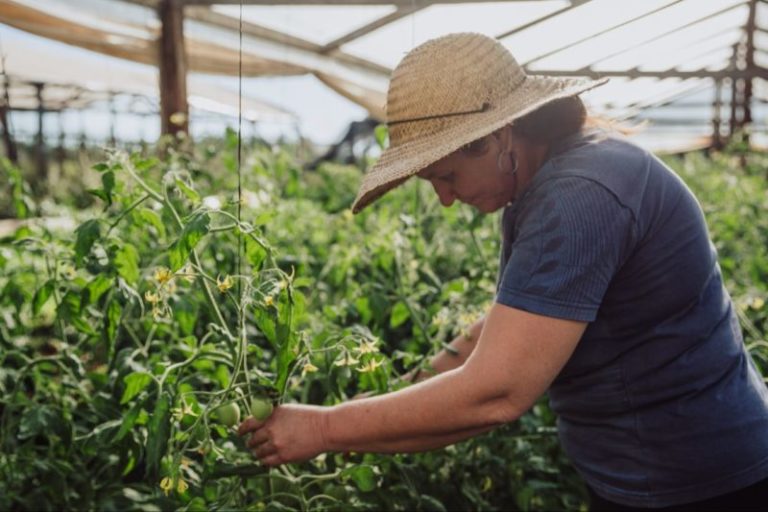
[430, 180, 456, 207]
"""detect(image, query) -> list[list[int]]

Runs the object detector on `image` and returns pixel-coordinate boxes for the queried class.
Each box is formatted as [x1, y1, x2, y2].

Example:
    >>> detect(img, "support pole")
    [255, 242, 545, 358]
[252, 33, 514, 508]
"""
[742, 0, 757, 144]
[0, 72, 17, 163]
[109, 91, 117, 146]
[712, 78, 723, 151]
[158, 0, 188, 137]
[33, 81, 47, 195]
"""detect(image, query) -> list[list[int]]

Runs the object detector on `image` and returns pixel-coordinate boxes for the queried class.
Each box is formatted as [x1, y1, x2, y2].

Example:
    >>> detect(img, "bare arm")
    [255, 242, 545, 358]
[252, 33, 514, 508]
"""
[411, 317, 485, 381]
[239, 305, 586, 465]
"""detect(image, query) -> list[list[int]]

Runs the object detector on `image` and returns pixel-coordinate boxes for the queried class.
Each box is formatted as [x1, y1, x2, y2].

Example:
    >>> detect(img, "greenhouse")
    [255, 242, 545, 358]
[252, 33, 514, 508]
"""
[1, 1, 768, 511]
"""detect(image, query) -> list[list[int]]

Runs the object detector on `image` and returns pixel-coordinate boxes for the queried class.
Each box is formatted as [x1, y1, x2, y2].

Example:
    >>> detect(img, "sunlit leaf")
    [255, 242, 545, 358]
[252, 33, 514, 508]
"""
[74, 219, 101, 265]
[168, 212, 210, 271]
[121, 372, 153, 405]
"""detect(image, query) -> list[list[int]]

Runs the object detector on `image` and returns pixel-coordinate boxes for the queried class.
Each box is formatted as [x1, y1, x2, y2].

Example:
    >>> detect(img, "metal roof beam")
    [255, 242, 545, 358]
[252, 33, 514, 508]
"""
[496, 0, 592, 40]
[579, 2, 747, 70]
[182, 5, 391, 75]
[524, 0, 686, 66]
[320, 4, 425, 54]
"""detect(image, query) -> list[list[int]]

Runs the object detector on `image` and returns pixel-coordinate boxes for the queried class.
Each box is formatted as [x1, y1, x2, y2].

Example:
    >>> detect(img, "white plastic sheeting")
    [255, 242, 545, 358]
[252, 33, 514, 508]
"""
[1, 0, 766, 150]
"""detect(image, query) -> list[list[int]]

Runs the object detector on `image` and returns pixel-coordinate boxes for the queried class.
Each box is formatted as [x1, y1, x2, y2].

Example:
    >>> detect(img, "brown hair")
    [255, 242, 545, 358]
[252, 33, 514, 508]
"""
[511, 96, 587, 144]
[459, 96, 588, 157]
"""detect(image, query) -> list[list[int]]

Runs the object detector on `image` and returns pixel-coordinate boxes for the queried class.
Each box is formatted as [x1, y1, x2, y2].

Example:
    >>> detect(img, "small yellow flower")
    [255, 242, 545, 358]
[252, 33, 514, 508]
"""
[180, 264, 196, 283]
[334, 352, 359, 367]
[144, 291, 160, 304]
[172, 400, 196, 422]
[751, 297, 765, 310]
[152, 306, 167, 320]
[217, 275, 234, 293]
[62, 265, 77, 280]
[356, 339, 379, 355]
[342, 209, 354, 221]
[154, 267, 173, 285]
[176, 478, 189, 494]
[302, 362, 319, 377]
[263, 295, 274, 307]
[357, 358, 383, 373]
[160, 476, 173, 496]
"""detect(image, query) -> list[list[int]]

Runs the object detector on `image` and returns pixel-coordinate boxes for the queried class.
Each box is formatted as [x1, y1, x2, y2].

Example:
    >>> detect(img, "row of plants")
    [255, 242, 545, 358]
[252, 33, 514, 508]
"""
[0, 132, 766, 511]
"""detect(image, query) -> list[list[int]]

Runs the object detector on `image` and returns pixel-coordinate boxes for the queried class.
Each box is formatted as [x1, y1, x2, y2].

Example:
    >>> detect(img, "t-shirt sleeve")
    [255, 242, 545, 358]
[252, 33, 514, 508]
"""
[496, 176, 635, 322]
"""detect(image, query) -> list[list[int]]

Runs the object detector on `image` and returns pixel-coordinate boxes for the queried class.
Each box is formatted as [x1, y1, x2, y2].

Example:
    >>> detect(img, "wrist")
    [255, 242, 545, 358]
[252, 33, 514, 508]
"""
[317, 405, 336, 453]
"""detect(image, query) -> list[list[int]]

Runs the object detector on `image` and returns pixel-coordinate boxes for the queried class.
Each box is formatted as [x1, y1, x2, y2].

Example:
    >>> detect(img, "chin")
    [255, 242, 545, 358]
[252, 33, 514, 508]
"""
[475, 202, 503, 214]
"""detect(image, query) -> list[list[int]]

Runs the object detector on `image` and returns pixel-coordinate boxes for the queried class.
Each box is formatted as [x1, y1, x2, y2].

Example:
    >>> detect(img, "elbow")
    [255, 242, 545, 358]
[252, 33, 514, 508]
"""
[455, 366, 532, 427]
[485, 396, 526, 426]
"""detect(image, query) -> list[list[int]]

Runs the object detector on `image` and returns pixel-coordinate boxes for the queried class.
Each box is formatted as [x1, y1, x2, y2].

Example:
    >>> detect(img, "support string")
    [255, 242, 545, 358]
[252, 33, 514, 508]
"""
[237, 0, 243, 298]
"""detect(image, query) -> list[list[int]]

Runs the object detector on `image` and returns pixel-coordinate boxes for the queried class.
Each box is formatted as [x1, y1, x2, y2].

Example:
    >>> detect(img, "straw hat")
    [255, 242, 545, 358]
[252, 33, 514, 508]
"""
[351, 32, 608, 213]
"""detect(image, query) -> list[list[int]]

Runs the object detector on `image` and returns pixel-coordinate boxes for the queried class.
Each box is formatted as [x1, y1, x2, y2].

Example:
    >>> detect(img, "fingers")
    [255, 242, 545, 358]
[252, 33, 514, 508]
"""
[238, 416, 278, 464]
[246, 428, 269, 449]
[237, 416, 266, 436]
[252, 439, 277, 459]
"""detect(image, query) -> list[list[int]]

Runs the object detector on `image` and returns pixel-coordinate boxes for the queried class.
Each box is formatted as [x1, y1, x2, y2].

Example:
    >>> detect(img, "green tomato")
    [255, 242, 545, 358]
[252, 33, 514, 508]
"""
[250, 397, 273, 421]
[215, 402, 241, 427]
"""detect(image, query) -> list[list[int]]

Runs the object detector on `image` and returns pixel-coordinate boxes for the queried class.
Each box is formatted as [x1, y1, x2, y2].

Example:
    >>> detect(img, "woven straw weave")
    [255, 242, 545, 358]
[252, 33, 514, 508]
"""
[351, 33, 607, 213]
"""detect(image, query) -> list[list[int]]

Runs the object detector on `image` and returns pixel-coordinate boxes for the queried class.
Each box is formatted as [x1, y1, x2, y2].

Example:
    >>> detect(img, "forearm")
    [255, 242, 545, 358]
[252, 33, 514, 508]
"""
[349, 424, 495, 453]
[323, 364, 517, 454]
[410, 317, 485, 382]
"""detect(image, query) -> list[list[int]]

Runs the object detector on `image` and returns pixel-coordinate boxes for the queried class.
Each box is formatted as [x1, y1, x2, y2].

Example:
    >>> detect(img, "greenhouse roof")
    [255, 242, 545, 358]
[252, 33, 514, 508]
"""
[1, 0, 767, 150]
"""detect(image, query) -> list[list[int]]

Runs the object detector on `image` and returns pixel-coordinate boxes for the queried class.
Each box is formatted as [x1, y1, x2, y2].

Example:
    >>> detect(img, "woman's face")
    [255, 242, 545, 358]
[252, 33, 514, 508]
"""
[417, 128, 546, 213]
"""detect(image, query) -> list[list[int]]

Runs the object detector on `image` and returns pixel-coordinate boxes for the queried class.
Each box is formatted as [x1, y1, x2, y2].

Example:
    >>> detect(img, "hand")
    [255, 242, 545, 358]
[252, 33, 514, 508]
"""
[237, 404, 329, 467]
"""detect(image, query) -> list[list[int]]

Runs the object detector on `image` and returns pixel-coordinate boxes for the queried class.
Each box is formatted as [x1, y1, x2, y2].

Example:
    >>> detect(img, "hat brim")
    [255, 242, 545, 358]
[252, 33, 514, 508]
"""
[351, 75, 609, 214]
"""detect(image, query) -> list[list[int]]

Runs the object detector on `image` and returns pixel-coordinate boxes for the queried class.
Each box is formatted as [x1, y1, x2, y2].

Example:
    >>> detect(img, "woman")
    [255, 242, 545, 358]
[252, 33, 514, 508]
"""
[239, 33, 768, 510]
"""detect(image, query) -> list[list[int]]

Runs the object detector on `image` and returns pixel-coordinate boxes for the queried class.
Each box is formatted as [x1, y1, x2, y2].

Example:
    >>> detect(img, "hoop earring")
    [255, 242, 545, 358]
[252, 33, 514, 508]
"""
[497, 150, 519, 176]
[509, 155, 519, 176]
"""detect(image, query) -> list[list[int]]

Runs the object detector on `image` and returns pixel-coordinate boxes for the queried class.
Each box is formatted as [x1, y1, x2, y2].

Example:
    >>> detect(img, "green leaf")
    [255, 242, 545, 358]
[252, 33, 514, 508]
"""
[374, 124, 389, 150]
[121, 372, 154, 404]
[101, 170, 116, 207]
[245, 237, 267, 271]
[114, 243, 140, 285]
[175, 178, 201, 203]
[344, 465, 377, 492]
[275, 290, 298, 393]
[174, 299, 198, 336]
[57, 291, 96, 335]
[253, 306, 277, 345]
[105, 299, 122, 362]
[214, 364, 230, 389]
[145, 393, 171, 478]
[74, 219, 101, 265]
[419, 495, 448, 512]
[92, 162, 110, 172]
[18, 405, 60, 440]
[83, 274, 113, 307]
[355, 297, 372, 324]
[168, 212, 210, 271]
[32, 280, 55, 315]
[389, 300, 410, 328]
[137, 207, 165, 237]
[114, 402, 142, 442]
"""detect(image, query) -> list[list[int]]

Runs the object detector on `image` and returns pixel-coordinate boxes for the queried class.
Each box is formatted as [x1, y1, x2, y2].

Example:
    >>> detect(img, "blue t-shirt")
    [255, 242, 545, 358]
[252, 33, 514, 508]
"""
[496, 129, 768, 508]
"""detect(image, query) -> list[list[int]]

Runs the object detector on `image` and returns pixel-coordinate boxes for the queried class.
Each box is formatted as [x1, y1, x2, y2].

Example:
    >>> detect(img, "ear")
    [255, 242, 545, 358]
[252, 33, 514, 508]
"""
[495, 124, 515, 152]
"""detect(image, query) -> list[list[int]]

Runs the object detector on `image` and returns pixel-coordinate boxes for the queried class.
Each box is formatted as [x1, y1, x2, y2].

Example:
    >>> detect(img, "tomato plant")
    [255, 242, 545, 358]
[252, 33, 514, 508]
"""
[1, 133, 765, 511]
